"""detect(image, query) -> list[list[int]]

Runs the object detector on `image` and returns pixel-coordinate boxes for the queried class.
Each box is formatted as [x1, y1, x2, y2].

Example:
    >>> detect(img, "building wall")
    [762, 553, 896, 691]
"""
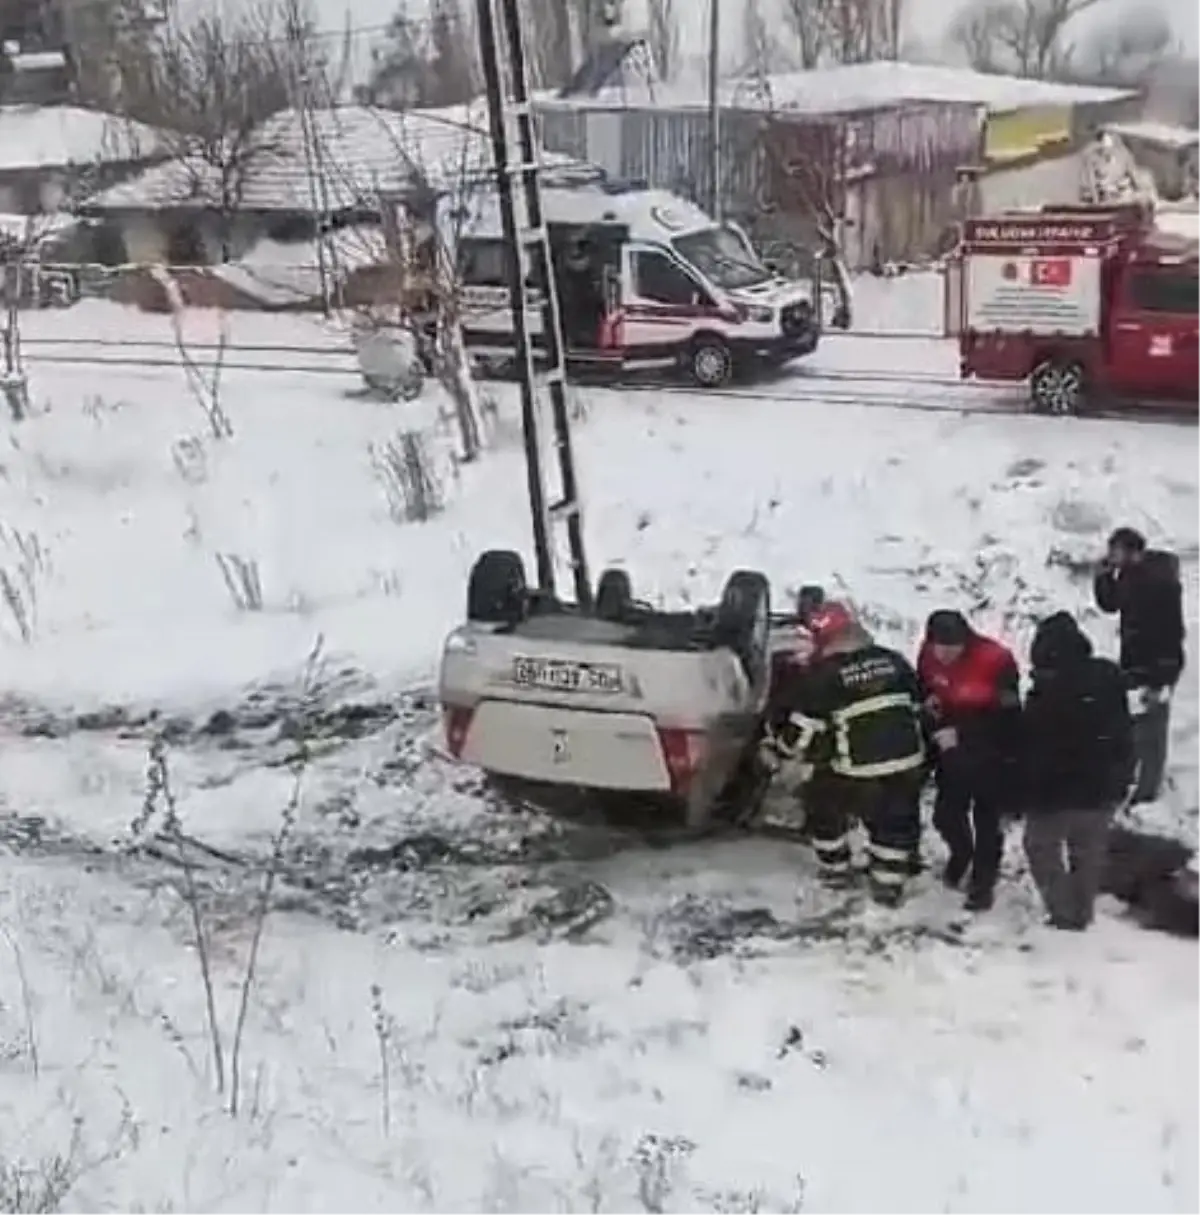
[984, 106, 1072, 163]
[979, 149, 1085, 212]
[0, 168, 71, 213]
[112, 211, 269, 265]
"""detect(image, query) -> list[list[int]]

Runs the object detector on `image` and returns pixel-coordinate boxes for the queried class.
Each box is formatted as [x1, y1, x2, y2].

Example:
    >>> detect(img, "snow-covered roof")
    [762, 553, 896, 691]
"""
[82, 102, 592, 213]
[541, 62, 1137, 117]
[1104, 122, 1200, 151]
[0, 105, 165, 172]
[0, 210, 80, 244]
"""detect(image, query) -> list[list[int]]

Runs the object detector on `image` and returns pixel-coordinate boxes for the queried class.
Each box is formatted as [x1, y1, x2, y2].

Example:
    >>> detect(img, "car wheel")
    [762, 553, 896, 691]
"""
[715, 569, 771, 685]
[467, 549, 527, 625]
[595, 567, 633, 622]
[1030, 360, 1084, 416]
[689, 335, 734, 389]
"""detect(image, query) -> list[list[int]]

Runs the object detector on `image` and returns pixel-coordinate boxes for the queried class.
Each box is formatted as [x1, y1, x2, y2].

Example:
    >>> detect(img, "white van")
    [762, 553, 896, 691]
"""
[446, 181, 821, 388]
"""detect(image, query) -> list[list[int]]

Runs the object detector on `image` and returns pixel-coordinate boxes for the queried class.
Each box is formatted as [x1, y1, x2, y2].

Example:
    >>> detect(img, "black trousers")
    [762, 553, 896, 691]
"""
[932, 767, 1003, 895]
[806, 772, 924, 896]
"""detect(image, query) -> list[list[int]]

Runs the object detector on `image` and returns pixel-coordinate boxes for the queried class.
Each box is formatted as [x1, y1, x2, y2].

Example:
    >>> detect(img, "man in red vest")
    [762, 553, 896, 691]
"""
[917, 610, 1022, 911]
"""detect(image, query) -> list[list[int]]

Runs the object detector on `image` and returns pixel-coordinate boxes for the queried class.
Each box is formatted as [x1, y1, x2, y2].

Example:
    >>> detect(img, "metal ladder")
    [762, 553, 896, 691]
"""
[473, 0, 592, 609]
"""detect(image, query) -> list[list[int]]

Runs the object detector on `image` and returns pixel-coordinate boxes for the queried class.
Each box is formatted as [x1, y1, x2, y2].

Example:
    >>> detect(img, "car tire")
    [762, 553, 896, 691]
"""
[715, 569, 771, 685]
[1030, 359, 1085, 416]
[467, 549, 527, 625]
[688, 335, 734, 389]
[595, 567, 633, 622]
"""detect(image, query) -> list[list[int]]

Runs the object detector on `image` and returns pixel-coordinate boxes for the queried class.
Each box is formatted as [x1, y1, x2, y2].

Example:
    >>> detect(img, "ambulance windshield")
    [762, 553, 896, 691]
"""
[672, 224, 773, 290]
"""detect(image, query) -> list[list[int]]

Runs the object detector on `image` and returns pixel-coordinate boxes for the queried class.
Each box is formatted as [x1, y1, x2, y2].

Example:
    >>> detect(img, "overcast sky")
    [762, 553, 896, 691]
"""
[183, 0, 1199, 80]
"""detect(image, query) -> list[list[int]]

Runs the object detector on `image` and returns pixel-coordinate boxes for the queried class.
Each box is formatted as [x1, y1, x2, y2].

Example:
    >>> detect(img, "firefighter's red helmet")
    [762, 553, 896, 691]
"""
[806, 600, 856, 656]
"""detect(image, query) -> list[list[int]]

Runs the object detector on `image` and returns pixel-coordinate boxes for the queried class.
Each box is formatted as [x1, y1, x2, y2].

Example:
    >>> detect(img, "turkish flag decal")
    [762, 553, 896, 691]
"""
[1030, 257, 1073, 287]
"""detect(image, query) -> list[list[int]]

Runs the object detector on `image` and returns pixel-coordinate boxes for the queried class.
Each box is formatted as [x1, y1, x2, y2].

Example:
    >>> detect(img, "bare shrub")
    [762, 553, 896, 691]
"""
[0, 1104, 138, 1213]
[138, 736, 226, 1093]
[149, 269, 234, 441]
[0, 525, 47, 644]
[0, 924, 38, 1078]
[228, 635, 323, 1116]
[369, 983, 393, 1137]
[215, 553, 264, 611]
[131, 641, 322, 1111]
[631, 1133, 695, 1213]
[370, 431, 445, 523]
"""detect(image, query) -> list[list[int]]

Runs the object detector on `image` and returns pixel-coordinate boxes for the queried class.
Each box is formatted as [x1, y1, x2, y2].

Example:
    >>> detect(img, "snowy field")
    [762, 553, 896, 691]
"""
[0, 288, 1196, 1211]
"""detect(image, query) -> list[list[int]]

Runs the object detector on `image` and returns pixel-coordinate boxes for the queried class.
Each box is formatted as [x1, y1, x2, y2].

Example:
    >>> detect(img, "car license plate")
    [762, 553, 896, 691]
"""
[512, 656, 624, 693]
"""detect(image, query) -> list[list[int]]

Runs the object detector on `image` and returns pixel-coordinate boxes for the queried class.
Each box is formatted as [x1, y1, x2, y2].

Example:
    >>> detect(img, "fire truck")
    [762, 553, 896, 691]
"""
[944, 202, 1198, 415]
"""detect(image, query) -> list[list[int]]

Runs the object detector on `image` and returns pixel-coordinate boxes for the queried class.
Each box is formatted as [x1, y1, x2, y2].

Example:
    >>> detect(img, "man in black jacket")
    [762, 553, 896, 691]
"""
[1020, 611, 1135, 931]
[1094, 526, 1186, 804]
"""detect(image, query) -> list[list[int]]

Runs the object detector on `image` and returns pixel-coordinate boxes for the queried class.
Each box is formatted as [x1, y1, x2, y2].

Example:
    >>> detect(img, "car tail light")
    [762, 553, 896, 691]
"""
[656, 727, 709, 795]
[442, 705, 474, 758]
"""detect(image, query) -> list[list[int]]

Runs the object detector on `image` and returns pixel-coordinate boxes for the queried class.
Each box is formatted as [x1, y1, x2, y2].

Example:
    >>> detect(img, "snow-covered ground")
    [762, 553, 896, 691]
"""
[0, 289, 1196, 1211]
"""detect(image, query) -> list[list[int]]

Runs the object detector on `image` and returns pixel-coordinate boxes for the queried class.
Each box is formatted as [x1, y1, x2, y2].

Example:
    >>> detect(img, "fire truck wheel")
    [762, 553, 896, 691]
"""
[688, 335, 734, 388]
[1029, 359, 1085, 416]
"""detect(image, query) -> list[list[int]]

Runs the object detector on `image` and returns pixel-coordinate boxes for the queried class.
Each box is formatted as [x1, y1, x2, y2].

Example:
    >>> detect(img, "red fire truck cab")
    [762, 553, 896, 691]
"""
[945, 202, 1198, 414]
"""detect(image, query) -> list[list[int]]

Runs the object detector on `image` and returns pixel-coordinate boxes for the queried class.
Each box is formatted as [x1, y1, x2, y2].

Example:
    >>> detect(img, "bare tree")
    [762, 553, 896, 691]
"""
[1076, 5, 1176, 83]
[782, 0, 829, 69]
[524, 0, 576, 88]
[365, 0, 477, 108]
[948, 0, 1102, 79]
[115, 4, 300, 257]
[645, 0, 678, 83]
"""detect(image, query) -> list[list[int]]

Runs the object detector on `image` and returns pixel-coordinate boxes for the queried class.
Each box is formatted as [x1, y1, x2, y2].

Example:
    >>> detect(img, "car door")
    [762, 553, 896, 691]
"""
[1110, 266, 1199, 400]
[622, 243, 713, 359]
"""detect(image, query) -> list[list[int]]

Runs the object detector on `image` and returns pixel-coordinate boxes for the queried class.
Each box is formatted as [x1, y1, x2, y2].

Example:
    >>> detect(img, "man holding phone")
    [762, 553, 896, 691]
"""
[1094, 527, 1186, 805]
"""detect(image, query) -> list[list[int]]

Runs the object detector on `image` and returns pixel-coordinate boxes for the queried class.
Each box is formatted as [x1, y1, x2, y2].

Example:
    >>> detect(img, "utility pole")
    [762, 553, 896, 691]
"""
[706, 0, 721, 217]
[474, 0, 591, 607]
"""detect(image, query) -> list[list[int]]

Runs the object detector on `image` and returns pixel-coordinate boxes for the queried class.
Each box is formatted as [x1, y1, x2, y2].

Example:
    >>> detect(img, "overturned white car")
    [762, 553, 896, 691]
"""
[438, 551, 808, 828]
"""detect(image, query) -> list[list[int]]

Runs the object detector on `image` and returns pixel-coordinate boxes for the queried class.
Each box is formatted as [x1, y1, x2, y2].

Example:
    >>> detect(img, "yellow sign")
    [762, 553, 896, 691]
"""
[984, 106, 1071, 163]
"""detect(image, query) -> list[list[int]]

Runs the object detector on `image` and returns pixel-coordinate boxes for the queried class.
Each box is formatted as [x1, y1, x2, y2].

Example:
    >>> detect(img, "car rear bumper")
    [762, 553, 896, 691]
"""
[462, 700, 673, 792]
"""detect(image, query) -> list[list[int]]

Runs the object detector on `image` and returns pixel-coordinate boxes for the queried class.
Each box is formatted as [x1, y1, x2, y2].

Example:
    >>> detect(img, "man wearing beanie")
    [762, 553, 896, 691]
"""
[1021, 611, 1134, 930]
[917, 609, 1021, 911]
[1094, 526, 1186, 804]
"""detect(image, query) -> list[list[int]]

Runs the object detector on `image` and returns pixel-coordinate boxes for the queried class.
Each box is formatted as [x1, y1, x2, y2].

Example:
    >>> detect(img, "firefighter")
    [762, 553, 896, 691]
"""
[760, 601, 928, 904]
[1093, 526, 1186, 804]
[917, 609, 1022, 911]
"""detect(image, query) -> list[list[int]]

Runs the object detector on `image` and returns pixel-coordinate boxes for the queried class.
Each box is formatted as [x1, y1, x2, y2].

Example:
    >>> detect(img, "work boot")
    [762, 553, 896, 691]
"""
[942, 853, 972, 889]
[868, 876, 904, 907]
[819, 867, 856, 892]
[963, 885, 995, 912]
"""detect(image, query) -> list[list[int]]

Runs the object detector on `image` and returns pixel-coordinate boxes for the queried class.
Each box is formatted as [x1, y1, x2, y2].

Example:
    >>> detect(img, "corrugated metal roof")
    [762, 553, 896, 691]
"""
[539, 62, 1137, 118]
[84, 102, 586, 213]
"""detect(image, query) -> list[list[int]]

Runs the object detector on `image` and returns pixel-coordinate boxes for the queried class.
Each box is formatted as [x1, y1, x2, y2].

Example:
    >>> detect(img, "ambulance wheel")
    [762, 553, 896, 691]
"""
[688, 335, 734, 388]
[1030, 359, 1084, 416]
[715, 570, 771, 685]
[467, 550, 527, 625]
